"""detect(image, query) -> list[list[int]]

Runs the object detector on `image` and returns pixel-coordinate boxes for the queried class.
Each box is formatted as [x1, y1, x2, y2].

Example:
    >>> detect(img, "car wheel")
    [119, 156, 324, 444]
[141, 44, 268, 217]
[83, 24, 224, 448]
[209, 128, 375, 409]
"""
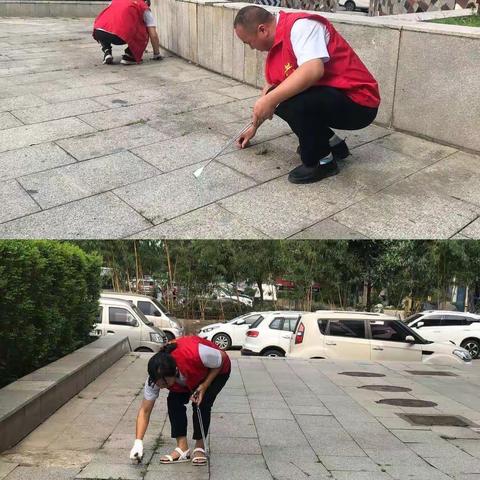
[262, 349, 284, 357]
[344, 0, 356, 10]
[212, 333, 232, 350]
[461, 339, 480, 359]
[165, 331, 175, 341]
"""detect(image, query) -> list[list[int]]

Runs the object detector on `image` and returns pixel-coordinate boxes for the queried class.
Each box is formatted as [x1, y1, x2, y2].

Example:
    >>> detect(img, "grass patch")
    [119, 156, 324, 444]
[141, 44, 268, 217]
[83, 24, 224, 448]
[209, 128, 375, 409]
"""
[430, 15, 480, 27]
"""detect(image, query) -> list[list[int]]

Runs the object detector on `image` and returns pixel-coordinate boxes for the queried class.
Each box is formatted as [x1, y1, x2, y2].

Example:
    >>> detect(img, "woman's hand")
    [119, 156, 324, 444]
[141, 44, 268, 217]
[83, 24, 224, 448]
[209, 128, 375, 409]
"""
[236, 125, 257, 149]
[190, 383, 207, 405]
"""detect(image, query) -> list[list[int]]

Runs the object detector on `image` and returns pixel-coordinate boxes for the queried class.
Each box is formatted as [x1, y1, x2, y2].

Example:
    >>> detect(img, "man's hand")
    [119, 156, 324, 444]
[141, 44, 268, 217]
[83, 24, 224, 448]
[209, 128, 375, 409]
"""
[190, 383, 207, 405]
[152, 53, 163, 61]
[252, 95, 276, 129]
[236, 124, 257, 149]
[130, 439, 144, 464]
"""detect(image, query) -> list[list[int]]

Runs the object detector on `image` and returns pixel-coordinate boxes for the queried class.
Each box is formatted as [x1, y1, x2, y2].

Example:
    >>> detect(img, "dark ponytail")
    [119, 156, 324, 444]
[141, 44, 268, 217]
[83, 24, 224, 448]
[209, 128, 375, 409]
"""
[147, 342, 178, 386]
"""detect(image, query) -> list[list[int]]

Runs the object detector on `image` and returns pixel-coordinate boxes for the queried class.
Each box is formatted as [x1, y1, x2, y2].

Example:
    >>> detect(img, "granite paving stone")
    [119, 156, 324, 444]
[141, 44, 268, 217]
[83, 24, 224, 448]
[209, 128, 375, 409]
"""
[0, 112, 22, 130]
[18, 151, 160, 209]
[0, 193, 152, 238]
[290, 218, 368, 239]
[38, 85, 121, 104]
[114, 162, 256, 224]
[0, 143, 76, 182]
[0, 179, 40, 223]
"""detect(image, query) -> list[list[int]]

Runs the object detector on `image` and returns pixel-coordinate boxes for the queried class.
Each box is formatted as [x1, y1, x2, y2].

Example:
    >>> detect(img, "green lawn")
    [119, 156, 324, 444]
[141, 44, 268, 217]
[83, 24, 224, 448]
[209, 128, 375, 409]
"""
[430, 15, 480, 27]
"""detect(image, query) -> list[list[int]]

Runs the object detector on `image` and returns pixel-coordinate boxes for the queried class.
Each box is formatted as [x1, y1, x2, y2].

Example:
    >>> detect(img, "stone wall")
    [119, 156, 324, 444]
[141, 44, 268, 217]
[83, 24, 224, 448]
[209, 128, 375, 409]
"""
[0, 0, 108, 17]
[153, 0, 480, 153]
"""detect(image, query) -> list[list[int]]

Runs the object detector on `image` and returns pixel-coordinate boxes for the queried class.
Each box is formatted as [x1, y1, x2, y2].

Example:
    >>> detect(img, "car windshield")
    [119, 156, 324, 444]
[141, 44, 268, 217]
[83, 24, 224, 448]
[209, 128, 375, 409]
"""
[394, 320, 431, 344]
[131, 304, 153, 327]
[151, 298, 172, 315]
[404, 313, 423, 324]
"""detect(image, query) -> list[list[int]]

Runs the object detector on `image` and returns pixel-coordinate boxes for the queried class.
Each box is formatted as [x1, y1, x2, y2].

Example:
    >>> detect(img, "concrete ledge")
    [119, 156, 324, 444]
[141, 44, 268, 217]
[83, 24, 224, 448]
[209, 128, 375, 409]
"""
[0, 1, 108, 17]
[0, 336, 131, 453]
[153, 0, 480, 153]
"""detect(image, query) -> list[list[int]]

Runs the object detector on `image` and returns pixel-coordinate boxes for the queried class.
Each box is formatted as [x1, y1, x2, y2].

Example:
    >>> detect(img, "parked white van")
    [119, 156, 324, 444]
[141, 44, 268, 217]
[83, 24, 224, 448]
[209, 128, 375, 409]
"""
[406, 310, 480, 359]
[100, 292, 184, 340]
[288, 311, 472, 366]
[95, 297, 167, 352]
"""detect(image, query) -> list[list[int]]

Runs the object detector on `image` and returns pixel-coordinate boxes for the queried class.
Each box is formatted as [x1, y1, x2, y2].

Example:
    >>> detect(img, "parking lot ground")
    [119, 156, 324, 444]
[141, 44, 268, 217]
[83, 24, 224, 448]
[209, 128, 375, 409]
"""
[1, 17, 480, 239]
[2, 352, 480, 479]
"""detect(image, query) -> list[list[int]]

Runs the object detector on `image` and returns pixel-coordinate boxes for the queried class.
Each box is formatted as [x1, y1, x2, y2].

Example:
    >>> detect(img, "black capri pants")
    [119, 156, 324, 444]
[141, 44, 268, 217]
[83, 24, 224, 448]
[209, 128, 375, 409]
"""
[274, 86, 378, 167]
[167, 372, 230, 440]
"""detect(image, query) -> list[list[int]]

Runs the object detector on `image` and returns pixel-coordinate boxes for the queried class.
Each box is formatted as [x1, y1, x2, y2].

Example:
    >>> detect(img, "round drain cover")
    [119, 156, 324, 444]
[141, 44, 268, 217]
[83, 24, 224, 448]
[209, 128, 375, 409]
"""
[376, 398, 437, 407]
[359, 385, 412, 392]
[339, 372, 385, 378]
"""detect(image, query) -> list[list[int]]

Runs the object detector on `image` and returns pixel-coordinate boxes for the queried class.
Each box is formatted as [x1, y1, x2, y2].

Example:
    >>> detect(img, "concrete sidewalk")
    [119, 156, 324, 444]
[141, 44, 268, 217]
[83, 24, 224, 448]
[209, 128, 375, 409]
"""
[2, 351, 480, 479]
[1, 17, 480, 239]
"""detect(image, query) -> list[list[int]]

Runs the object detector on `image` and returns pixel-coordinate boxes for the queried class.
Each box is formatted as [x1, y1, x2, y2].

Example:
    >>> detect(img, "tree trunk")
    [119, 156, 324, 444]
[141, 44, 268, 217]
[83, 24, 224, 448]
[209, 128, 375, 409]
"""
[257, 280, 264, 304]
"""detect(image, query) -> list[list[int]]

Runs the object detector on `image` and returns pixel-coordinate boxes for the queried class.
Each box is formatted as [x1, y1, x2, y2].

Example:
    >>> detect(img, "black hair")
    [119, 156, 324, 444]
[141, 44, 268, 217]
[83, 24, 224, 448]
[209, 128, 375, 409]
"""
[233, 6, 274, 32]
[147, 343, 177, 386]
[144, 0, 151, 6]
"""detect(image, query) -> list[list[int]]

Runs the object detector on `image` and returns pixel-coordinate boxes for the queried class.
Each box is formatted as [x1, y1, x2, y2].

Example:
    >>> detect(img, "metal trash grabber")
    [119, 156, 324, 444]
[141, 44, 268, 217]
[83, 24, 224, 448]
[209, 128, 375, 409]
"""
[192, 391, 209, 458]
[193, 121, 253, 179]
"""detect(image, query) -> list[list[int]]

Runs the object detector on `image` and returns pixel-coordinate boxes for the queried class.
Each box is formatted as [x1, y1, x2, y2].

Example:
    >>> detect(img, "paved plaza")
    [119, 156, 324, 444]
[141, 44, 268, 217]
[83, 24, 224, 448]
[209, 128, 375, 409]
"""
[1, 17, 480, 239]
[2, 351, 480, 480]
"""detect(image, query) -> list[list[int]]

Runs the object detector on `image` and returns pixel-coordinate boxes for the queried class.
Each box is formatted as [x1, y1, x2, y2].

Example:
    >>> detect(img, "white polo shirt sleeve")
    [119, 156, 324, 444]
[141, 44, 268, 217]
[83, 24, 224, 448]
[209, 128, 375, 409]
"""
[143, 9, 156, 27]
[198, 344, 222, 369]
[290, 18, 330, 66]
[143, 378, 160, 401]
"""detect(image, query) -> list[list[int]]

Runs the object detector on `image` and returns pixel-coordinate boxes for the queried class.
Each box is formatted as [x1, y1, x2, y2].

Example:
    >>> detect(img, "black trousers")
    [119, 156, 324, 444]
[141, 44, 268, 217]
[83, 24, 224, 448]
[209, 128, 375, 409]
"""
[93, 29, 133, 57]
[274, 86, 378, 167]
[167, 372, 230, 440]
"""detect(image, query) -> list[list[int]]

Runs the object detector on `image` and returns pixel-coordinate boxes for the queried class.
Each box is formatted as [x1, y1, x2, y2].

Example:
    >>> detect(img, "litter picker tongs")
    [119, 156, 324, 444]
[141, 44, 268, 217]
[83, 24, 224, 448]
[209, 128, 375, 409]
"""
[193, 121, 254, 179]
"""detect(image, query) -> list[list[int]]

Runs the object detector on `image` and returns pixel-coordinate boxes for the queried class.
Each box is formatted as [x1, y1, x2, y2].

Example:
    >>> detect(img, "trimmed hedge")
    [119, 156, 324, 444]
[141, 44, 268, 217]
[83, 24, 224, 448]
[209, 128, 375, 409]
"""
[0, 241, 102, 388]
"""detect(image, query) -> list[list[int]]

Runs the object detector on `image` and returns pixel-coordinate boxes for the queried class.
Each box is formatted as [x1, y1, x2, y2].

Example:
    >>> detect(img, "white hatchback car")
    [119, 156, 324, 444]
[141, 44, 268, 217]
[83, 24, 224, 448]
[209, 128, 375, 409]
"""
[406, 310, 480, 359]
[198, 312, 265, 350]
[338, 0, 370, 11]
[288, 311, 472, 366]
[241, 311, 306, 357]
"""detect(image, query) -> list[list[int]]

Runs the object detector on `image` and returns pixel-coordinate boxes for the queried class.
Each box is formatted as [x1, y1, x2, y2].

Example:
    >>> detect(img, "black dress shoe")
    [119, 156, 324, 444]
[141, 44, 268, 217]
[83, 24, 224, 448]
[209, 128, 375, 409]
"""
[288, 160, 339, 184]
[296, 140, 350, 161]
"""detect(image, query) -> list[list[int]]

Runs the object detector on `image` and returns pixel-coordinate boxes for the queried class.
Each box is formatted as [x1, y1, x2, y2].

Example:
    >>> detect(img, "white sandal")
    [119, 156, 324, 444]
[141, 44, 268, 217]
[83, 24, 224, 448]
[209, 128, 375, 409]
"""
[160, 447, 191, 464]
[191, 447, 207, 466]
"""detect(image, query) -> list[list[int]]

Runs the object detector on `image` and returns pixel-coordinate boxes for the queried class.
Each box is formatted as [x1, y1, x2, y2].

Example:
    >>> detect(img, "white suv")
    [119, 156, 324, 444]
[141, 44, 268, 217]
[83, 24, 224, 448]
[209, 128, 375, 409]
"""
[288, 311, 472, 366]
[406, 310, 480, 359]
[198, 312, 265, 350]
[241, 311, 306, 357]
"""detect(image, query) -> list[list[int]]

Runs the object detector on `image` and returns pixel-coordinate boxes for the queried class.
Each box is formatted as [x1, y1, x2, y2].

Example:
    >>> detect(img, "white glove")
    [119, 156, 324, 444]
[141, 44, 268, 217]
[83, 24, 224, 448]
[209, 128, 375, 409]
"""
[130, 439, 144, 463]
[152, 52, 163, 61]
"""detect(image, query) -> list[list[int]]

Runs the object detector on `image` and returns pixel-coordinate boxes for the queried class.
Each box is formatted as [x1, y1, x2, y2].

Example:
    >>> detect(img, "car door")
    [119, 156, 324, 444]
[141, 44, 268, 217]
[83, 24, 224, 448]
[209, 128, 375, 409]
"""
[231, 314, 262, 346]
[278, 316, 299, 353]
[369, 320, 423, 362]
[138, 299, 166, 329]
[324, 319, 371, 360]
[107, 305, 141, 350]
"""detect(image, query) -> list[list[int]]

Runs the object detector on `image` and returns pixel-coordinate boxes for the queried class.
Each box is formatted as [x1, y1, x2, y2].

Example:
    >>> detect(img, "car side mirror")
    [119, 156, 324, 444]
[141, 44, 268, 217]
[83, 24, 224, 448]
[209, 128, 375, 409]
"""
[129, 318, 139, 327]
[236, 320, 245, 325]
[405, 335, 415, 344]
[154, 310, 161, 317]
[416, 321, 424, 328]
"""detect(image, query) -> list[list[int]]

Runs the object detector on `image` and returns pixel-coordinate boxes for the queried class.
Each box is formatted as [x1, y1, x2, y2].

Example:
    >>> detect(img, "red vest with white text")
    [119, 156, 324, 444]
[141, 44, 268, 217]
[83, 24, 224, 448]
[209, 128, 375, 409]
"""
[93, 0, 149, 62]
[169, 336, 231, 393]
[265, 11, 380, 108]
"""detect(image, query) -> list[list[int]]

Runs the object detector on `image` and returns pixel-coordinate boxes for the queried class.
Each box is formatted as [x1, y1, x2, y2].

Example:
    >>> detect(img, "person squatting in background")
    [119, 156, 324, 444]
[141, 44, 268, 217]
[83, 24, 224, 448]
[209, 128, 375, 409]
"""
[93, 0, 162, 65]
[129, 336, 231, 465]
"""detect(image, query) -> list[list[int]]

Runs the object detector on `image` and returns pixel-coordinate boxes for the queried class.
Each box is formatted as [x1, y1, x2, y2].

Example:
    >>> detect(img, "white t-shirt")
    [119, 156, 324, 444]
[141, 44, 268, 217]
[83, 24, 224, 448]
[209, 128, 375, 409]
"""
[143, 344, 222, 401]
[276, 13, 330, 66]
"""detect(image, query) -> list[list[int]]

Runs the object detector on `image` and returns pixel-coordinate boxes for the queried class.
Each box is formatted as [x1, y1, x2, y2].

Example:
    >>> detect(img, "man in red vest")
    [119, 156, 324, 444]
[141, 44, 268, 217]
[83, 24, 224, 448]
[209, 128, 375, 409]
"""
[234, 6, 380, 184]
[93, 0, 162, 65]
[129, 336, 231, 466]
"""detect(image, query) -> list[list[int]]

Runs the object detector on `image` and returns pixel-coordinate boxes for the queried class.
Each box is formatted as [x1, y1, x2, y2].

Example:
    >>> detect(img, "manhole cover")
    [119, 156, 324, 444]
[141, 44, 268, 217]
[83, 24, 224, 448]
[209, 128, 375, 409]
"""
[376, 398, 437, 407]
[406, 370, 457, 377]
[339, 372, 385, 378]
[398, 414, 476, 427]
[359, 385, 412, 392]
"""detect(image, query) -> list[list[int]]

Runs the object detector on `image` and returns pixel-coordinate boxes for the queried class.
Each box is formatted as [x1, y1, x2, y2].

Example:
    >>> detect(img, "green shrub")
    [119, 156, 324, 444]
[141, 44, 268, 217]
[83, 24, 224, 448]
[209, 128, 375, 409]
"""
[0, 241, 102, 388]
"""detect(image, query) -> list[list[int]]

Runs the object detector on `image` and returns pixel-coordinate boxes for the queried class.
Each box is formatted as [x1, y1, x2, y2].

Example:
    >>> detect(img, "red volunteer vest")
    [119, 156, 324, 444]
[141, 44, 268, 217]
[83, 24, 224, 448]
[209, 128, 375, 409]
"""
[93, 0, 149, 63]
[266, 11, 380, 108]
[169, 336, 231, 393]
